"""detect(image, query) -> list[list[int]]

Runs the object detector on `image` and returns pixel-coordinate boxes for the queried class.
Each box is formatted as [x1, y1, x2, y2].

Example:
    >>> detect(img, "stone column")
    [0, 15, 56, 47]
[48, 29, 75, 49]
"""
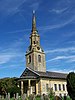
[57, 84, 58, 91]
[40, 79, 42, 95]
[21, 81, 23, 95]
[65, 84, 67, 91]
[31, 86, 32, 94]
[29, 80, 31, 87]
[36, 81, 38, 95]
[27, 80, 31, 96]
[61, 84, 63, 91]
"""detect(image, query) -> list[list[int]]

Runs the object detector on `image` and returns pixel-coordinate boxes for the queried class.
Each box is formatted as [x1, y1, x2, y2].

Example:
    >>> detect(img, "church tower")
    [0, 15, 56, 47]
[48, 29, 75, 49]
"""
[25, 11, 46, 72]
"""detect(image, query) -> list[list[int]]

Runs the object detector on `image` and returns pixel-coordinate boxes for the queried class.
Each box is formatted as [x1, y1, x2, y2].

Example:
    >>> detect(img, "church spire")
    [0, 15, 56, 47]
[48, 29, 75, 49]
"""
[26, 11, 46, 72]
[32, 10, 37, 32]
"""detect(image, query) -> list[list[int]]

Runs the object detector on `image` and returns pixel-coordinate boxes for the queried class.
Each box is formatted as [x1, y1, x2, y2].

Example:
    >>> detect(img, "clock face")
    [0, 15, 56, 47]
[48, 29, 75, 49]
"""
[37, 47, 40, 50]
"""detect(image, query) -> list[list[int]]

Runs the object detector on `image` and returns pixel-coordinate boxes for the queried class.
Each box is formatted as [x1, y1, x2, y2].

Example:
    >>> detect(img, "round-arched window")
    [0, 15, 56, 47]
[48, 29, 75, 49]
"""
[38, 55, 41, 62]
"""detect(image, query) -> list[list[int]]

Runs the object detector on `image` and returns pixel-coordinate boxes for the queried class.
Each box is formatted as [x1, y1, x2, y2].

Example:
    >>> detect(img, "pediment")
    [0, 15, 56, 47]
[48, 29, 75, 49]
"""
[20, 67, 39, 79]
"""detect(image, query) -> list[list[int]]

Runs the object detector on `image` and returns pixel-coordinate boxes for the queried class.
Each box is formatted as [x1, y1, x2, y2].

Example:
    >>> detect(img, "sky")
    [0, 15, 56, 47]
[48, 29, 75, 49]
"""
[0, 0, 75, 78]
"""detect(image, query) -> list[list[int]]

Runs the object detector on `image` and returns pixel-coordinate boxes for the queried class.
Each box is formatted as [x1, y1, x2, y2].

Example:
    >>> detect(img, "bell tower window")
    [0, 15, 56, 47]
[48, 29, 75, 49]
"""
[28, 55, 31, 63]
[38, 55, 41, 62]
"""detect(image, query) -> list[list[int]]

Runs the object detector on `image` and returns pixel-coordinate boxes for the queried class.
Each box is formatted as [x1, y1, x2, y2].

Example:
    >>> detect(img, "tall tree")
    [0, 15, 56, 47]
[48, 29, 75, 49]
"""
[67, 72, 75, 100]
[0, 77, 20, 97]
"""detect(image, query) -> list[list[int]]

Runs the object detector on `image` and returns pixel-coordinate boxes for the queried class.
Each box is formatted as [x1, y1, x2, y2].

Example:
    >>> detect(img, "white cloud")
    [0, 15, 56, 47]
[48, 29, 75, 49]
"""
[49, 7, 68, 14]
[0, 53, 23, 65]
[5, 28, 31, 34]
[67, 57, 75, 63]
[0, 64, 24, 69]
[45, 47, 75, 53]
[62, 32, 75, 38]
[45, 47, 75, 63]
[38, 14, 75, 31]
[0, 54, 13, 64]
[46, 55, 75, 63]
[0, 0, 27, 16]
[47, 68, 75, 73]
[46, 56, 66, 62]
[0, 39, 25, 65]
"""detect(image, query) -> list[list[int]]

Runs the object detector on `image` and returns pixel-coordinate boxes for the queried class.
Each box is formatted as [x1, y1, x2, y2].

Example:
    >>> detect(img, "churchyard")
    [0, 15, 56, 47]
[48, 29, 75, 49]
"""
[0, 93, 71, 100]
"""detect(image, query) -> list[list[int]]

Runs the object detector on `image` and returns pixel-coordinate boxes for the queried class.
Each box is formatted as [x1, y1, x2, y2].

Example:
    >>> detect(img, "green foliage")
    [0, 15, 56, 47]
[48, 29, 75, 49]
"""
[35, 97, 41, 100]
[29, 94, 35, 100]
[67, 72, 75, 100]
[48, 88, 55, 98]
[7, 86, 20, 97]
[35, 95, 41, 100]
[0, 77, 20, 97]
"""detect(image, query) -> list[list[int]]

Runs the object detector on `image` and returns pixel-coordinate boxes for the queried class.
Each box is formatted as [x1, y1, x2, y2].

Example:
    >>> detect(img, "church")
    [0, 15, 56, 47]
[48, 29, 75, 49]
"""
[18, 11, 68, 97]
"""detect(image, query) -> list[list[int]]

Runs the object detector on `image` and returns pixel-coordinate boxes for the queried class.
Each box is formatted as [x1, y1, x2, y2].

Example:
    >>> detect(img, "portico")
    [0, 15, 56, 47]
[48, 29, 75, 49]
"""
[19, 78, 39, 96]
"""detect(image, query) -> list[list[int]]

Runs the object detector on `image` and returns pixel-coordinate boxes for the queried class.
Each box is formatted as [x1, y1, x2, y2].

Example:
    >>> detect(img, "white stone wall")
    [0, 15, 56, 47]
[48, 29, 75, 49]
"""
[39, 79, 68, 97]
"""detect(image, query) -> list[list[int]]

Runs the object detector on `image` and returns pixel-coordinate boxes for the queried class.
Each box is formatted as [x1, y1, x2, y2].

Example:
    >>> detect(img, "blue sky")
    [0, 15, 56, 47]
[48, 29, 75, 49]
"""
[0, 0, 75, 78]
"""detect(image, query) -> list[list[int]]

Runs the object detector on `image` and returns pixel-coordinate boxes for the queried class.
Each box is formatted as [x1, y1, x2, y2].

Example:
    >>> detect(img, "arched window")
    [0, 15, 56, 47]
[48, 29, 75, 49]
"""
[28, 55, 31, 63]
[54, 84, 57, 91]
[38, 55, 41, 62]
[59, 84, 61, 91]
[62, 84, 65, 91]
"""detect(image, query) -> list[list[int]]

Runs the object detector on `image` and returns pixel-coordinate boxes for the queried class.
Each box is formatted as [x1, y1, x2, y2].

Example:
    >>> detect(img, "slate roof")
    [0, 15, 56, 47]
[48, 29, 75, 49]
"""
[36, 71, 67, 79]
[20, 67, 67, 80]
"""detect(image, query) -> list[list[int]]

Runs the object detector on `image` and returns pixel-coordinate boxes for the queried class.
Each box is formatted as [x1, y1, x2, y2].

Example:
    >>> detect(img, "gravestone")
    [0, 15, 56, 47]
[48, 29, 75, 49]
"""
[21, 93, 26, 100]
[41, 95, 44, 100]
[2, 96, 4, 99]
[14, 94, 16, 99]
[33, 95, 36, 100]
[16, 93, 19, 100]
[0, 95, 1, 100]
[8, 93, 10, 100]
[29, 94, 34, 100]
[45, 95, 49, 100]
[6, 93, 8, 100]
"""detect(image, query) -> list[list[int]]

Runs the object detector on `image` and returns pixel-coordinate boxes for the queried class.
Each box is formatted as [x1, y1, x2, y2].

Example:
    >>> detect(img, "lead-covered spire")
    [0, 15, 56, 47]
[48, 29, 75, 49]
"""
[32, 10, 37, 32]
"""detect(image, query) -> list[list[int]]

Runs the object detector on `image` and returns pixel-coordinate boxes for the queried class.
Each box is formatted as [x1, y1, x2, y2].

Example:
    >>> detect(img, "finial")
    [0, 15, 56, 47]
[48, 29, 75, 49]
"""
[33, 10, 35, 14]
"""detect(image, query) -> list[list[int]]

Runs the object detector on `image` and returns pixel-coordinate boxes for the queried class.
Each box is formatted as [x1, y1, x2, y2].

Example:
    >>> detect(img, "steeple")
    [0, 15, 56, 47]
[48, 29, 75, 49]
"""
[32, 10, 37, 32]
[25, 11, 46, 72]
